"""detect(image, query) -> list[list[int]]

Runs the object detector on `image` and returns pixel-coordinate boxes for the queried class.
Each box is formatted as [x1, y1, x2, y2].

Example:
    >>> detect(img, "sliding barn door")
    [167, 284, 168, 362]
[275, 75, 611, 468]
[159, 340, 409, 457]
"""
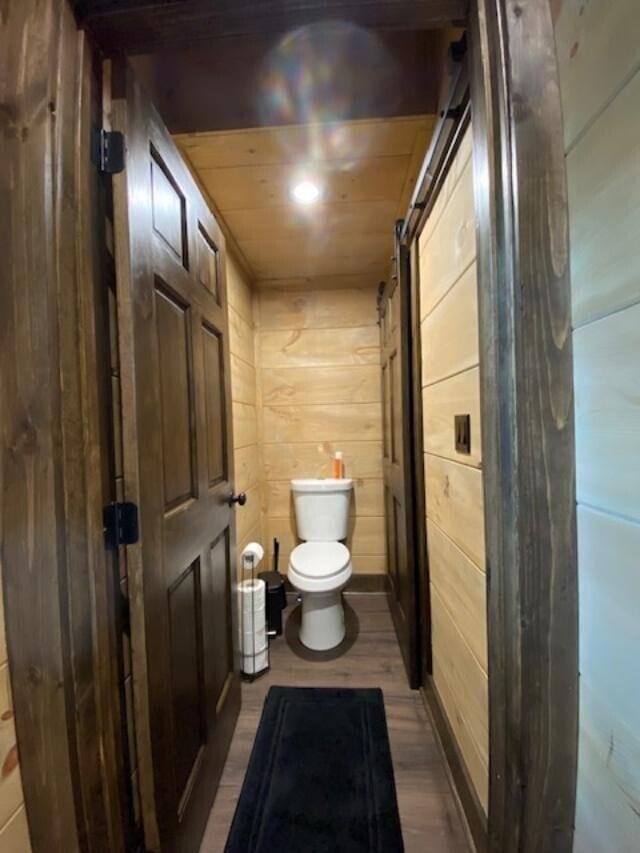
[380, 224, 420, 688]
[111, 61, 240, 852]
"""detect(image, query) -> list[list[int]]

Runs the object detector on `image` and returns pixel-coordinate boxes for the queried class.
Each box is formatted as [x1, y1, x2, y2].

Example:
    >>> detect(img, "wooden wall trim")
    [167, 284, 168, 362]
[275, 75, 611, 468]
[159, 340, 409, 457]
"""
[469, 1, 578, 850]
[0, 2, 127, 850]
[421, 681, 488, 852]
[407, 239, 430, 685]
[379, 230, 421, 689]
[396, 229, 422, 689]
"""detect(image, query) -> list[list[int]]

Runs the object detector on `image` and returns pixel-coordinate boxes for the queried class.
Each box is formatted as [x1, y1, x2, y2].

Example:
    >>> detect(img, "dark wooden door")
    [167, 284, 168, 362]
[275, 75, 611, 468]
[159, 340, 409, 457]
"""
[380, 223, 420, 688]
[110, 61, 241, 852]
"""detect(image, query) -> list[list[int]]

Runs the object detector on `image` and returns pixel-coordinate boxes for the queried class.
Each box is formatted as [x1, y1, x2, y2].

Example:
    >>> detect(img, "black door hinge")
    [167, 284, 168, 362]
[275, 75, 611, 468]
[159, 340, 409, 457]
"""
[104, 501, 139, 549]
[91, 127, 125, 174]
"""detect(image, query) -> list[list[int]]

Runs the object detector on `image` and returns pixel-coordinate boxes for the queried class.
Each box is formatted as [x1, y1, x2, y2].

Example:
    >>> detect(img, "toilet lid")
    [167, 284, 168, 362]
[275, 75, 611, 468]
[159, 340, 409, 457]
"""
[290, 542, 350, 579]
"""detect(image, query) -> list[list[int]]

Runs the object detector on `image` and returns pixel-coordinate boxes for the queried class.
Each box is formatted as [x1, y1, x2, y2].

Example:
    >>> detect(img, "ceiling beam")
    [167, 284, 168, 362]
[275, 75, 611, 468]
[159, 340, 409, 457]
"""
[75, 1, 467, 54]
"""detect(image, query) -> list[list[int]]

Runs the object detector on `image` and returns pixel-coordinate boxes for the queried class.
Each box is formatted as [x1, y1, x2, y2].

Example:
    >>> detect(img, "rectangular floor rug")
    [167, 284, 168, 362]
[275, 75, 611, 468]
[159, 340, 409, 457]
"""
[225, 686, 404, 852]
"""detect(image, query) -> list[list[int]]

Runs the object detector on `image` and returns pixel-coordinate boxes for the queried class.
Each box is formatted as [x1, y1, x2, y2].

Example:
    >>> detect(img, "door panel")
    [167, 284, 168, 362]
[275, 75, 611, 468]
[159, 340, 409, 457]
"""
[168, 560, 205, 806]
[151, 150, 187, 262]
[111, 59, 240, 852]
[156, 284, 196, 509]
[206, 531, 233, 709]
[196, 223, 220, 300]
[391, 348, 402, 465]
[202, 324, 227, 486]
[380, 223, 420, 687]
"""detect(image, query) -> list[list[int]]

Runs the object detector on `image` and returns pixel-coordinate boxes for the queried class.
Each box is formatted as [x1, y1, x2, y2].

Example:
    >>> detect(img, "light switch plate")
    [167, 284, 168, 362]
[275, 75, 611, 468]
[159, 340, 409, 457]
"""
[454, 414, 471, 454]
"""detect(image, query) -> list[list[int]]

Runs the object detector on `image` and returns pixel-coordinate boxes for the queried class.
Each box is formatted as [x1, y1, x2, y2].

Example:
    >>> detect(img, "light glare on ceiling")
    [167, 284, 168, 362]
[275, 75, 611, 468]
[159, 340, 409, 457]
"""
[291, 180, 321, 205]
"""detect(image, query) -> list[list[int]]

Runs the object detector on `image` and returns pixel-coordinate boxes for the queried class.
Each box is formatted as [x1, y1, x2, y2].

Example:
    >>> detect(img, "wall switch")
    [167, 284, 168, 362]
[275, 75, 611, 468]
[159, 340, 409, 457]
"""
[454, 414, 471, 454]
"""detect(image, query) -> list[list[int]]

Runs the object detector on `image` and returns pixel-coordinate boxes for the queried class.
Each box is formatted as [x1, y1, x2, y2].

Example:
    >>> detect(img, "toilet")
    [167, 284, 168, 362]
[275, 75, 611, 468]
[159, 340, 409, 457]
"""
[288, 478, 354, 651]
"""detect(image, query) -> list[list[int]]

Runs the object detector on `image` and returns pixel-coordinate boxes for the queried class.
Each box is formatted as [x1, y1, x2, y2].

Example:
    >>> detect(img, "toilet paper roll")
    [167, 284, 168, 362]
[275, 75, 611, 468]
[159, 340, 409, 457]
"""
[239, 579, 265, 614]
[241, 541, 265, 572]
[242, 603, 266, 623]
[242, 624, 267, 652]
[242, 648, 269, 675]
[241, 607, 266, 635]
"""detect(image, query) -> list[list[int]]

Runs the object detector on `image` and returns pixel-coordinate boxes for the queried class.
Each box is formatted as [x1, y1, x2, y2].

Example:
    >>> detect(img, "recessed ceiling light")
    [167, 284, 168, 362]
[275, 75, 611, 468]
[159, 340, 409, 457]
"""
[291, 180, 321, 205]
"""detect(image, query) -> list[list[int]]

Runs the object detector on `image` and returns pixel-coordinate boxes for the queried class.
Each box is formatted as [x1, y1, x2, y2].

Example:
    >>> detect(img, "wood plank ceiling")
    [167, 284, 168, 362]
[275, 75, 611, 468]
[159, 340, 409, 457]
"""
[175, 115, 436, 285]
[74, 1, 451, 286]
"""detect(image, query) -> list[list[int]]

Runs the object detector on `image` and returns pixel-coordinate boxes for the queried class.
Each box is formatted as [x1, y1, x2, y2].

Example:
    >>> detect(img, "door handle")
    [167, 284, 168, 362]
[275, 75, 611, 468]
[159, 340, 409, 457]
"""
[228, 492, 247, 507]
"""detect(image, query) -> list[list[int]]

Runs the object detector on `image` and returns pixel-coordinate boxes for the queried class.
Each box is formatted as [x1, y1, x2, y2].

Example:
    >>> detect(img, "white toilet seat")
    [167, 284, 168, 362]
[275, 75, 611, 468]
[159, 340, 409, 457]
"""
[290, 542, 349, 577]
[288, 542, 352, 594]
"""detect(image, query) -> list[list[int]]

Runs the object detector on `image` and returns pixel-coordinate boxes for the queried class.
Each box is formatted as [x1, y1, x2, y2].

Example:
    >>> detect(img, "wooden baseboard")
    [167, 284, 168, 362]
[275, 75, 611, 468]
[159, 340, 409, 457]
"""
[283, 573, 388, 595]
[420, 679, 488, 853]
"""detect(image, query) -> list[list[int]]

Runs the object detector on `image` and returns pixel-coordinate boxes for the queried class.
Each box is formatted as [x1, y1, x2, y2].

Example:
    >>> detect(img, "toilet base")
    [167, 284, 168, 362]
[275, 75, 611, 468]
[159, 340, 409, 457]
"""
[299, 591, 345, 651]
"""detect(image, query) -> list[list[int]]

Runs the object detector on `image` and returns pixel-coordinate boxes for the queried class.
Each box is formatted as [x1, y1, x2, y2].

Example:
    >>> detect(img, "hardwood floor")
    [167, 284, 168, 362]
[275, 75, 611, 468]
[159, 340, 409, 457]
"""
[200, 593, 470, 852]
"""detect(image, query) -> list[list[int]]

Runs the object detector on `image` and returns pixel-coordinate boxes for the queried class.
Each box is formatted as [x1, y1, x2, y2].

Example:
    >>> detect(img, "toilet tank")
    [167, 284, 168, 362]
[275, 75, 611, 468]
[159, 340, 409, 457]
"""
[291, 479, 353, 541]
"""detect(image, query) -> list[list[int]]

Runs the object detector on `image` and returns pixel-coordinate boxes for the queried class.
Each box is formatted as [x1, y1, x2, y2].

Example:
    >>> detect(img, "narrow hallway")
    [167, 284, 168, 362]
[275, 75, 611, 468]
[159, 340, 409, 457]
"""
[1, 2, 601, 851]
[201, 593, 469, 853]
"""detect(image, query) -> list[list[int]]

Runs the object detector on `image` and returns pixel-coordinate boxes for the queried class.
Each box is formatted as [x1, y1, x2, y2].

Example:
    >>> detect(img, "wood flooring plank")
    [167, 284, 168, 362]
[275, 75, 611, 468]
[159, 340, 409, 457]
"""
[199, 595, 470, 853]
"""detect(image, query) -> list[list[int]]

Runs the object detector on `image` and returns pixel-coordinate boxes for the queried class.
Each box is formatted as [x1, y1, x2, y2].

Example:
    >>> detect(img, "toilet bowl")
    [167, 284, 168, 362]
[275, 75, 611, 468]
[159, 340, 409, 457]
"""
[288, 542, 352, 650]
[287, 478, 354, 651]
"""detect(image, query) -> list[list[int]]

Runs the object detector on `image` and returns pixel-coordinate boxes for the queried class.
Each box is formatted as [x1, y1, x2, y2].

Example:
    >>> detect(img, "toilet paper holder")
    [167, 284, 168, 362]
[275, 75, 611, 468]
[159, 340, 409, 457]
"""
[243, 544, 281, 638]
[239, 542, 269, 681]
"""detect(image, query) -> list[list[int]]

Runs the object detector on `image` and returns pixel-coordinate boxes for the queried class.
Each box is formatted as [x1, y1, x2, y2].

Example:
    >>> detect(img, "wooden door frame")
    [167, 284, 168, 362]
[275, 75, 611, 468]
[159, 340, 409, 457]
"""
[379, 225, 422, 689]
[399, 4, 578, 850]
[0, 1, 129, 850]
[469, 1, 578, 849]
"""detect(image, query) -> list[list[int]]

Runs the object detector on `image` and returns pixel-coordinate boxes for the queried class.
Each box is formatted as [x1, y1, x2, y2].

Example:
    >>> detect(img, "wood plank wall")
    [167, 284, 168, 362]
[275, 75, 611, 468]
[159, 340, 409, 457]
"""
[255, 283, 385, 573]
[0, 611, 30, 849]
[227, 254, 267, 575]
[417, 127, 488, 811]
[554, 3, 640, 849]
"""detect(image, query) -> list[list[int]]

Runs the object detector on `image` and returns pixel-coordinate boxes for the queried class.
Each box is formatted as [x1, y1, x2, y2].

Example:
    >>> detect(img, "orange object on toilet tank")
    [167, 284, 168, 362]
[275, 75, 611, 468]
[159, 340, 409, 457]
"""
[332, 451, 344, 479]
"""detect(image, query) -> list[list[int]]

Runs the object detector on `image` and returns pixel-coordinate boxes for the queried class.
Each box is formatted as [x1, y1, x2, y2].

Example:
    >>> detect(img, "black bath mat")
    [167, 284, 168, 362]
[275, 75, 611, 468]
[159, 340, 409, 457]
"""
[225, 686, 404, 853]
